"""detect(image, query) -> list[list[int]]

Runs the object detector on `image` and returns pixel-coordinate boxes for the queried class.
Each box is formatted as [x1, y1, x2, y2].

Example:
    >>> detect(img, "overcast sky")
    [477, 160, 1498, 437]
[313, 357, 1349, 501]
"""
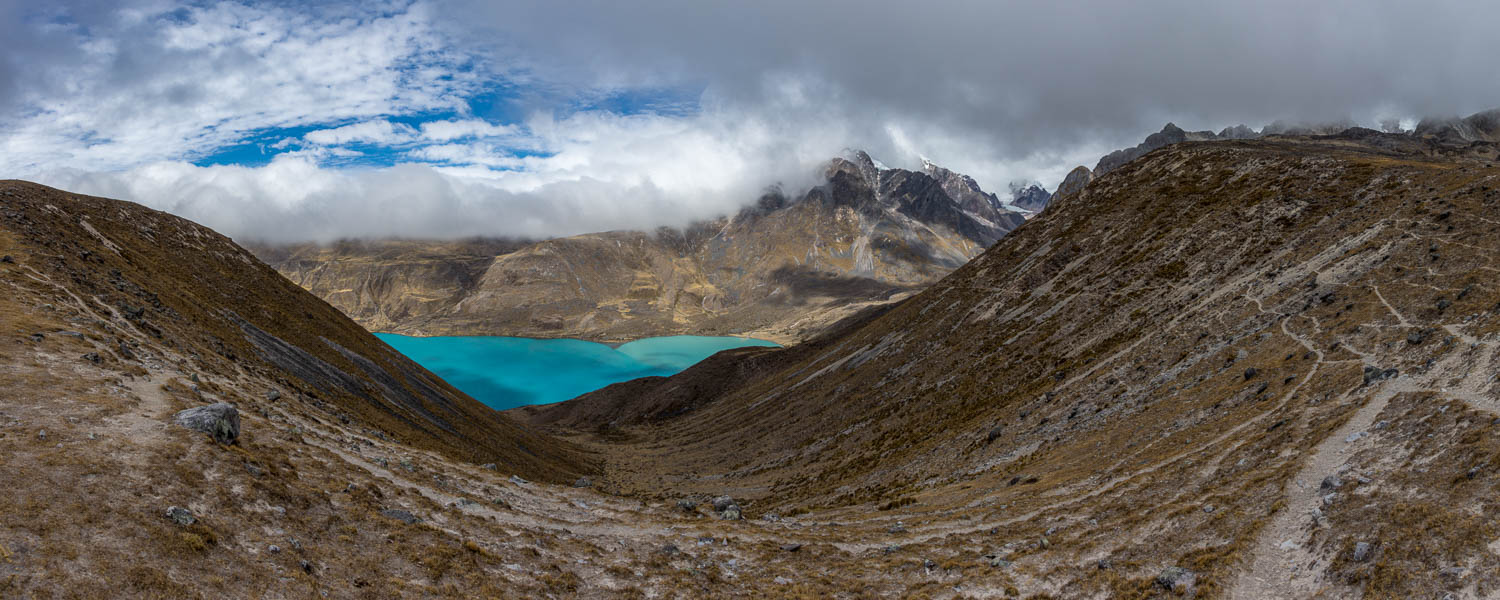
[2, 0, 1497, 242]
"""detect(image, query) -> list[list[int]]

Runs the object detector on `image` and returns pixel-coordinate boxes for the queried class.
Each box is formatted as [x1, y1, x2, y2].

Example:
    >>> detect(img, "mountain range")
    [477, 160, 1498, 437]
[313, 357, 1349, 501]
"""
[255, 152, 1038, 343]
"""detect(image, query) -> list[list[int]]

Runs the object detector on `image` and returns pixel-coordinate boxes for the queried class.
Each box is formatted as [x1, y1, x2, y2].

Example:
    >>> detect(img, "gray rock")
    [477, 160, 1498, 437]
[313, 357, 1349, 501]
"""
[481, 463, 497, 471]
[36, 429, 46, 440]
[268, 545, 281, 554]
[658, 544, 680, 555]
[299, 560, 314, 574]
[380, 509, 421, 524]
[1054, 166, 1094, 198]
[883, 544, 902, 554]
[573, 477, 593, 488]
[710, 495, 736, 512]
[508, 475, 528, 485]
[1156, 566, 1196, 591]
[1320, 475, 1342, 490]
[166, 506, 195, 526]
[82, 352, 100, 364]
[1352, 541, 1373, 562]
[1363, 366, 1399, 385]
[986, 425, 1005, 443]
[265, 390, 281, 401]
[1244, 367, 1259, 380]
[762, 513, 781, 522]
[0, 255, 12, 263]
[172, 403, 240, 444]
[1097, 558, 1112, 570]
[923, 559, 937, 570]
[676, 499, 698, 512]
[1407, 329, 1430, 345]
[719, 506, 742, 521]
[780, 543, 802, 552]
[888, 522, 907, 534]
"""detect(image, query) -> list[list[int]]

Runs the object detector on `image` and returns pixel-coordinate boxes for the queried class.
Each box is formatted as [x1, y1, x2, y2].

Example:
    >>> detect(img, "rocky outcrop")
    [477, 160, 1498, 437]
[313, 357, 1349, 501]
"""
[1053, 166, 1093, 199]
[1094, 123, 1225, 174]
[173, 403, 241, 444]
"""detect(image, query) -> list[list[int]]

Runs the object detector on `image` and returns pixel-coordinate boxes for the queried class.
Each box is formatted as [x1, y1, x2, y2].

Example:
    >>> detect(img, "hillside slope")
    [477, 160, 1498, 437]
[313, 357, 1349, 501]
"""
[522, 131, 1500, 597]
[258, 152, 1028, 344]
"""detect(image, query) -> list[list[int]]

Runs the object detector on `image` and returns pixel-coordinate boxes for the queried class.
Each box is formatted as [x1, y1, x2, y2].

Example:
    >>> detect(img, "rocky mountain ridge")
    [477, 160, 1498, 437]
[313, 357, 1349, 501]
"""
[257, 152, 1030, 343]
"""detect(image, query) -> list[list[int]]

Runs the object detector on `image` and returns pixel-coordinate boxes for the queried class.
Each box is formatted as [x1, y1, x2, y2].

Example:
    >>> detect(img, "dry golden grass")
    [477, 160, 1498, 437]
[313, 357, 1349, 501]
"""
[6, 133, 1500, 597]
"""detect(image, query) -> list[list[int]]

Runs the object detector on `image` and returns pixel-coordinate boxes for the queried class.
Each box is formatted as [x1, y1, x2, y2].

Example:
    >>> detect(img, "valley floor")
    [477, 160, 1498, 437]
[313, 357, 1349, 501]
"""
[9, 134, 1500, 599]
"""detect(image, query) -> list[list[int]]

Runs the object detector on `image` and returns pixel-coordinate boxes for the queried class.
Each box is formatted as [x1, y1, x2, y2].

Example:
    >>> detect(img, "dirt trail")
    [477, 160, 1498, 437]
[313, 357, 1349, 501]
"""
[1232, 379, 1404, 599]
[1233, 288, 1500, 598]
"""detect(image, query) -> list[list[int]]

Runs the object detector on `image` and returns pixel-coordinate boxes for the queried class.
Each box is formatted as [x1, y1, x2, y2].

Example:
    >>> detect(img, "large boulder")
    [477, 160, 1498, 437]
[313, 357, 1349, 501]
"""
[172, 403, 240, 444]
[1053, 166, 1094, 199]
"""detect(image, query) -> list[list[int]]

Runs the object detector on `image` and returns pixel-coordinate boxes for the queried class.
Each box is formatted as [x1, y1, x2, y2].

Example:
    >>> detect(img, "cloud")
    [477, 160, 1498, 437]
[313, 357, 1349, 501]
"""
[444, 0, 1500, 158]
[304, 121, 418, 146]
[419, 119, 519, 142]
[0, 1, 484, 175]
[6, 0, 1500, 243]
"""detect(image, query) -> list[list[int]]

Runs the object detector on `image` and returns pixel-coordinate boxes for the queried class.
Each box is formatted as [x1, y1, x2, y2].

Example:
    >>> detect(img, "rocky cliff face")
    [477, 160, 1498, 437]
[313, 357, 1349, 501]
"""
[1416, 108, 1500, 144]
[1008, 182, 1053, 212]
[520, 131, 1500, 597]
[258, 153, 1026, 343]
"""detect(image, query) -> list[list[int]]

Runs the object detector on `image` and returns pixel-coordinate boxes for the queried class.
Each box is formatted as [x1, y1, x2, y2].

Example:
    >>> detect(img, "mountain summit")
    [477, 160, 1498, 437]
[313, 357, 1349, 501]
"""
[258, 153, 1026, 343]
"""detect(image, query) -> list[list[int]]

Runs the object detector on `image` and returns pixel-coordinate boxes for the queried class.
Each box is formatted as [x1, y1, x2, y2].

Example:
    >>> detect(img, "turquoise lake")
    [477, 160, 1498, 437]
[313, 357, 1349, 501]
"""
[375, 334, 781, 410]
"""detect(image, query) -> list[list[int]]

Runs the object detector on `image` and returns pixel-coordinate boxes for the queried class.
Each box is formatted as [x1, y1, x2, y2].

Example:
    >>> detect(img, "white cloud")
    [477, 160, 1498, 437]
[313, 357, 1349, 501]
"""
[304, 120, 417, 146]
[0, 1, 485, 176]
[419, 119, 519, 142]
[18, 0, 1492, 245]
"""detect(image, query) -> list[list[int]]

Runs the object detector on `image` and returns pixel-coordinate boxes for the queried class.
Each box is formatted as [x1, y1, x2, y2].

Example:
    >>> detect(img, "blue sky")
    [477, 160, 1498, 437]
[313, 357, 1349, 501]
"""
[1, 0, 1495, 242]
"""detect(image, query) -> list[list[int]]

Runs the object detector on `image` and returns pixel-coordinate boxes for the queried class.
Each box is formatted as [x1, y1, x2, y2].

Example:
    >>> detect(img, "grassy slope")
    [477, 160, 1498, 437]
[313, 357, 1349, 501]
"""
[0, 180, 590, 479]
[545, 132, 1500, 596]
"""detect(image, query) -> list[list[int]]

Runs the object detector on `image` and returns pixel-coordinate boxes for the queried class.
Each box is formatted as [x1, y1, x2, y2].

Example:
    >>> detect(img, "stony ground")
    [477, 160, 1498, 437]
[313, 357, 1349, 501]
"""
[7, 131, 1500, 599]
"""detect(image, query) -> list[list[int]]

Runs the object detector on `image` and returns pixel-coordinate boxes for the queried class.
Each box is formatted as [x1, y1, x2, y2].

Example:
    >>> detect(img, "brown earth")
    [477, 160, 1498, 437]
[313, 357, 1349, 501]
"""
[8, 128, 1500, 598]
[518, 130, 1500, 598]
